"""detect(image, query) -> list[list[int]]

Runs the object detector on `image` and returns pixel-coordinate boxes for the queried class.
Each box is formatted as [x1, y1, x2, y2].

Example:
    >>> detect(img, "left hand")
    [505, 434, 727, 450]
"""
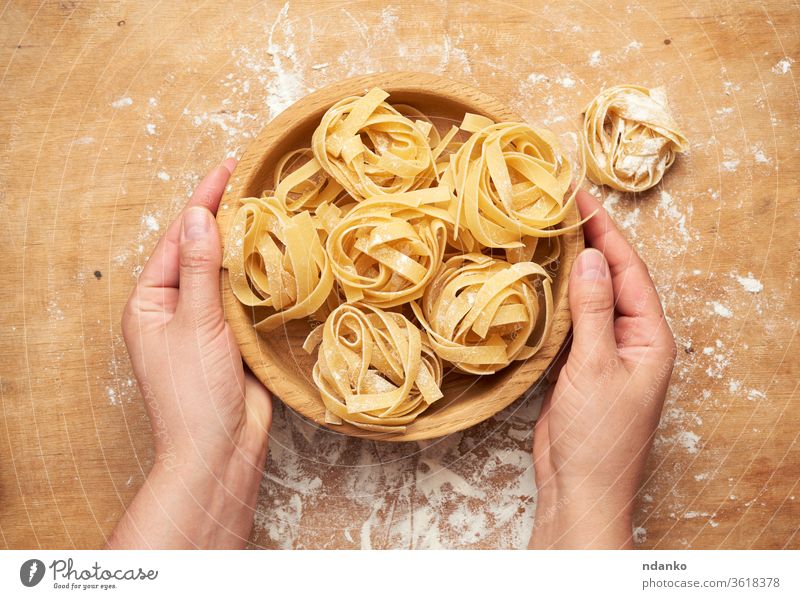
[107, 158, 272, 549]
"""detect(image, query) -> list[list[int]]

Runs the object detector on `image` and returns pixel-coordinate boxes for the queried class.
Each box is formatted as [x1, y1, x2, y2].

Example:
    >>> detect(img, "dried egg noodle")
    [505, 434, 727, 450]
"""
[442, 113, 583, 249]
[311, 88, 443, 201]
[411, 253, 553, 375]
[581, 84, 688, 193]
[303, 302, 444, 433]
[326, 186, 479, 308]
[223, 196, 333, 331]
[223, 86, 585, 432]
[272, 148, 347, 212]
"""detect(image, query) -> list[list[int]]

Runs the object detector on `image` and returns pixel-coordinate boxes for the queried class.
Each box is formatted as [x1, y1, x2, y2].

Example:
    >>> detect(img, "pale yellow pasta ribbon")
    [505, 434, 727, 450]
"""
[411, 253, 553, 375]
[581, 84, 688, 192]
[223, 196, 334, 331]
[442, 113, 584, 249]
[303, 302, 443, 433]
[325, 186, 476, 308]
[311, 87, 440, 201]
[271, 148, 347, 212]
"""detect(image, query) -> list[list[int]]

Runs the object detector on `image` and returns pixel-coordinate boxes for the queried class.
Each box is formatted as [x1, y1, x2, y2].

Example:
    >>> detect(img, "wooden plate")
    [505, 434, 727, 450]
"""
[216, 72, 583, 442]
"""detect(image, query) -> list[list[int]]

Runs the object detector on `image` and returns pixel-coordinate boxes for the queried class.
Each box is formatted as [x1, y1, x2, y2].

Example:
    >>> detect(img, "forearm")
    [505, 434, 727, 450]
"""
[106, 446, 267, 550]
[529, 482, 634, 549]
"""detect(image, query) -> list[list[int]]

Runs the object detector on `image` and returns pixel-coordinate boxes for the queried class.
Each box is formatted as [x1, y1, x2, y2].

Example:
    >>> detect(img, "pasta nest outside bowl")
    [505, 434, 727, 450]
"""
[216, 72, 583, 441]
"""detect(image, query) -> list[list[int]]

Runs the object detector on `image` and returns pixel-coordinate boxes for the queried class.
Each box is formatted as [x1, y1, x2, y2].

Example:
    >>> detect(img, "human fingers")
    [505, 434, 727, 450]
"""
[576, 190, 664, 321]
[567, 248, 617, 361]
[174, 206, 224, 326]
[137, 159, 235, 291]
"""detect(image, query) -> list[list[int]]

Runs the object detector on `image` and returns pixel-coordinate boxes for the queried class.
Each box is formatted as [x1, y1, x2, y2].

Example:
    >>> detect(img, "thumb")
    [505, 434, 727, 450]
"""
[244, 371, 273, 434]
[568, 248, 616, 358]
[177, 206, 223, 323]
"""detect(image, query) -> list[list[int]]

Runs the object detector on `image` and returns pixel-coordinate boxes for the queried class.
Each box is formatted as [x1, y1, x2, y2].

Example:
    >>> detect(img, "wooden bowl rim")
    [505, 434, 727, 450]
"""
[217, 71, 582, 442]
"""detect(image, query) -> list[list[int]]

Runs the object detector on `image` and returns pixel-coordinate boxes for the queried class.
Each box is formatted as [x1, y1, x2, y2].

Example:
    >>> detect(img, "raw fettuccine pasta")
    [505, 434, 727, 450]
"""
[411, 253, 553, 375]
[325, 186, 473, 308]
[303, 302, 444, 433]
[581, 84, 688, 192]
[223, 196, 334, 331]
[222, 85, 613, 433]
[271, 148, 347, 212]
[441, 113, 583, 249]
[311, 87, 441, 201]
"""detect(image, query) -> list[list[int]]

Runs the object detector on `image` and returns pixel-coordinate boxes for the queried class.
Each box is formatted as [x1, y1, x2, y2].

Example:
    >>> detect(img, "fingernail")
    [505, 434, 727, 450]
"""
[576, 249, 608, 280]
[183, 207, 210, 240]
[219, 157, 237, 174]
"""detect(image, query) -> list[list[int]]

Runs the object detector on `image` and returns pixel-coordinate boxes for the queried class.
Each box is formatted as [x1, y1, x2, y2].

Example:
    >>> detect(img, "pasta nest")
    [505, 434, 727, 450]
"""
[271, 148, 347, 212]
[311, 87, 439, 200]
[223, 196, 334, 331]
[326, 187, 467, 308]
[303, 302, 444, 433]
[442, 113, 581, 249]
[222, 87, 590, 432]
[581, 84, 688, 193]
[412, 253, 553, 375]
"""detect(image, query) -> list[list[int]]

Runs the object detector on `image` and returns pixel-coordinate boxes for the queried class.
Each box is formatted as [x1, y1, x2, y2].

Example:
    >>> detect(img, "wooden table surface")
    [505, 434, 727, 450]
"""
[1, 0, 797, 549]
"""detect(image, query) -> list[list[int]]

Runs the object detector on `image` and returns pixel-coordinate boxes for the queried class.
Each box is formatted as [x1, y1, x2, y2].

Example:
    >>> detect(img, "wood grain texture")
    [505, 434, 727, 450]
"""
[217, 72, 582, 441]
[0, 0, 797, 550]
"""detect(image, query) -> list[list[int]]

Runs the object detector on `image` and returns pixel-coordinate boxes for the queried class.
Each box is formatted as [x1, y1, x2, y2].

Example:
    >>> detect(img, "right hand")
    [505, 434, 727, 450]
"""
[530, 189, 677, 549]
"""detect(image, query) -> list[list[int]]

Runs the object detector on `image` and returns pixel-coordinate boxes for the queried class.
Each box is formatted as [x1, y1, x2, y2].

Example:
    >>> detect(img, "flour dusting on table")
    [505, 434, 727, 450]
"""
[93, 1, 793, 549]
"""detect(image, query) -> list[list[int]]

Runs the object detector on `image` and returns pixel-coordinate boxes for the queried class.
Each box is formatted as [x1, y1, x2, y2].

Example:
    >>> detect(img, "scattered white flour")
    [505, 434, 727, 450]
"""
[111, 96, 133, 108]
[694, 472, 709, 481]
[145, 123, 157, 135]
[624, 40, 642, 52]
[588, 50, 602, 66]
[632, 526, 647, 544]
[378, 5, 399, 30]
[703, 339, 734, 380]
[716, 107, 733, 115]
[722, 80, 741, 95]
[264, 3, 306, 120]
[682, 511, 709, 519]
[619, 206, 641, 235]
[73, 136, 95, 145]
[735, 273, 763, 293]
[47, 299, 65, 321]
[677, 431, 701, 454]
[556, 75, 575, 88]
[141, 214, 160, 233]
[597, 187, 646, 240]
[526, 72, 548, 85]
[751, 146, 771, 165]
[747, 389, 766, 401]
[157, 171, 170, 181]
[721, 158, 740, 172]
[728, 379, 741, 394]
[253, 394, 541, 549]
[771, 57, 794, 75]
[655, 189, 690, 244]
[711, 301, 733, 318]
[254, 491, 303, 550]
